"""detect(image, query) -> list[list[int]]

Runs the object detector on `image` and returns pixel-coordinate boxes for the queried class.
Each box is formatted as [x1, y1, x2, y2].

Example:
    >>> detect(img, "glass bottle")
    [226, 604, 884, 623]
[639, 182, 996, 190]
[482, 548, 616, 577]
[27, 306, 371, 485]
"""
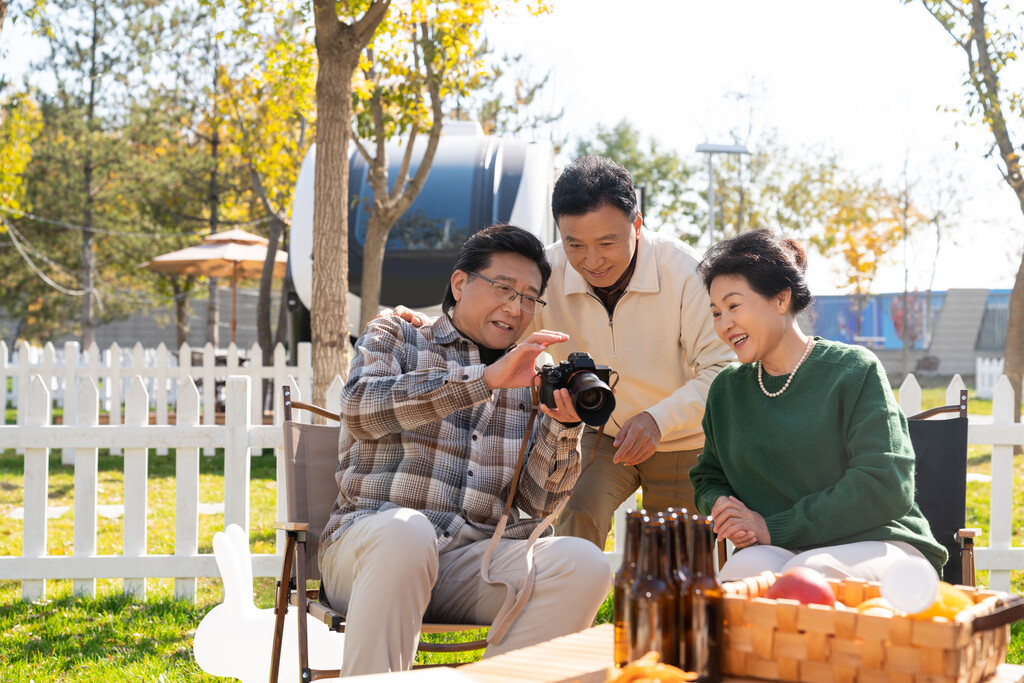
[683, 515, 723, 683]
[629, 516, 679, 666]
[613, 510, 645, 668]
[668, 511, 693, 671]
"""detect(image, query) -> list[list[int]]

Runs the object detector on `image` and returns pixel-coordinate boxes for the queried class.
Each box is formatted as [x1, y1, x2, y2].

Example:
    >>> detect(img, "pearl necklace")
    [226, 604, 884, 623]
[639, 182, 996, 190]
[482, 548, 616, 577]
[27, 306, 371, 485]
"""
[757, 338, 815, 398]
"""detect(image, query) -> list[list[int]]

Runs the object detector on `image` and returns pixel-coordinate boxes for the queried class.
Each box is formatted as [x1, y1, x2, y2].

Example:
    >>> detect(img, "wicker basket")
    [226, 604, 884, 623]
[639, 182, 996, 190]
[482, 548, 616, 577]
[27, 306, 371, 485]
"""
[721, 571, 1023, 683]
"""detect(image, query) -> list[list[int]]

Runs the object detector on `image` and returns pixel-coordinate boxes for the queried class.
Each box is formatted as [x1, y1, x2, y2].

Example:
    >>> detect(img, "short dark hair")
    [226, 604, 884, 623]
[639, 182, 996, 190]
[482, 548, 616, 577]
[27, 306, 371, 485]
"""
[442, 224, 552, 313]
[698, 228, 813, 314]
[551, 155, 638, 225]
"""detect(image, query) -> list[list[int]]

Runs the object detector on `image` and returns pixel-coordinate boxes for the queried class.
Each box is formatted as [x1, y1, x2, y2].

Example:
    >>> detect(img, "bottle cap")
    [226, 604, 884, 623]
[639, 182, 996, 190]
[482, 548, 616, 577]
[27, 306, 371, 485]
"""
[880, 556, 938, 614]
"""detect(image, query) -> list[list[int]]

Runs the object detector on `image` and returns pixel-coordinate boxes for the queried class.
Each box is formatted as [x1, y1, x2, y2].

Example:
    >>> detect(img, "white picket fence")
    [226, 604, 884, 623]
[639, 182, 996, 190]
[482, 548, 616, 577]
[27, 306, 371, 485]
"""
[976, 357, 1006, 400]
[1, 339, 312, 460]
[0, 374, 343, 602]
[1, 371, 1023, 602]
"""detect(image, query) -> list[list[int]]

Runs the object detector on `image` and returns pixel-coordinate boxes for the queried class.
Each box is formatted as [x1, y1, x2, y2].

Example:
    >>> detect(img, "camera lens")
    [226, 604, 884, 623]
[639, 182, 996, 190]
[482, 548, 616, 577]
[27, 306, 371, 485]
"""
[576, 387, 607, 412]
[566, 371, 615, 427]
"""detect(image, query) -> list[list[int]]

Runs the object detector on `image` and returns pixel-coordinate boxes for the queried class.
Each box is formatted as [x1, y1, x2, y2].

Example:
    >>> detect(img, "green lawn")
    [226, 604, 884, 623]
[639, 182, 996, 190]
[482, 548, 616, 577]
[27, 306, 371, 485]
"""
[0, 385, 1021, 680]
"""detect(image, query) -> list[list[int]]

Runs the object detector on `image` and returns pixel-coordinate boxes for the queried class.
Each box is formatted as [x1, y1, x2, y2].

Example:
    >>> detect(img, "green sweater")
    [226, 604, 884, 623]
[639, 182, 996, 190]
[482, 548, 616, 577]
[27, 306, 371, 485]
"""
[690, 338, 947, 573]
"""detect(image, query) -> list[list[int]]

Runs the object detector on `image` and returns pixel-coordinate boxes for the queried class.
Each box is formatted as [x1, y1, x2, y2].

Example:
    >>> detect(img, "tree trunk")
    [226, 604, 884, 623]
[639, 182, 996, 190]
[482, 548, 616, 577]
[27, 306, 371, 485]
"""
[1004, 260, 1024, 425]
[968, 0, 1024, 424]
[359, 213, 389, 331]
[0, 2, 9, 45]
[171, 277, 191, 349]
[311, 34, 357, 408]
[258, 215, 285, 367]
[206, 122, 220, 347]
[80, 0, 100, 350]
[311, 0, 391, 408]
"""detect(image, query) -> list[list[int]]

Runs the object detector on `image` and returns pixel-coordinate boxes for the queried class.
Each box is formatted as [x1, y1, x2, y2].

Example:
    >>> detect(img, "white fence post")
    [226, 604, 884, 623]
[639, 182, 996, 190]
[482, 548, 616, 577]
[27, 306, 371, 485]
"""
[22, 375, 50, 601]
[175, 378, 201, 600]
[988, 376, 1015, 592]
[898, 373, 922, 416]
[123, 377, 149, 599]
[1, 340, 10, 417]
[61, 341, 80, 466]
[154, 343, 169, 456]
[975, 358, 1004, 400]
[224, 376, 252, 534]
[74, 378, 100, 598]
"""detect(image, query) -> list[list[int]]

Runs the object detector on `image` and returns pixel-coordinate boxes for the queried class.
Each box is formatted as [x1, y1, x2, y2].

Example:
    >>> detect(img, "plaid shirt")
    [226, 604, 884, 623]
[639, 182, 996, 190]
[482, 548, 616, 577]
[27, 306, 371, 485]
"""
[320, 313, 584, 563]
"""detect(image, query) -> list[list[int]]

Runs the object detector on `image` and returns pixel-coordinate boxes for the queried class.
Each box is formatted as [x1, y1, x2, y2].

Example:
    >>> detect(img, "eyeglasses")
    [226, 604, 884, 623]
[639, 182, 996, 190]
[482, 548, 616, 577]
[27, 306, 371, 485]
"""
[468, 272, 547, 312]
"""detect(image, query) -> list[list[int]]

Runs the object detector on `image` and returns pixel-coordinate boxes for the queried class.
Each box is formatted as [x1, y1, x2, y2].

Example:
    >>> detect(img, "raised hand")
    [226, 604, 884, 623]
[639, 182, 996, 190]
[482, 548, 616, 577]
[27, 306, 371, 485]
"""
[482, 330, 569, 391]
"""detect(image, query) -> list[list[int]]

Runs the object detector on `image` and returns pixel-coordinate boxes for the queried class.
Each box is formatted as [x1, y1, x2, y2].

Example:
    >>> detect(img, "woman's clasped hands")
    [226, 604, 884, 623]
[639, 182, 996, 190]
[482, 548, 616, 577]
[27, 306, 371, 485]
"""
[711, 495, 770, 549]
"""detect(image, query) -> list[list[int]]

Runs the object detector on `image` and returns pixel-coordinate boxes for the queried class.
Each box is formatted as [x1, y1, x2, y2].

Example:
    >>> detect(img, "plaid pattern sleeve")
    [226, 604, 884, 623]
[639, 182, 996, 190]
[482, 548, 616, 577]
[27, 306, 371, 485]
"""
[319, 314, 584, 562]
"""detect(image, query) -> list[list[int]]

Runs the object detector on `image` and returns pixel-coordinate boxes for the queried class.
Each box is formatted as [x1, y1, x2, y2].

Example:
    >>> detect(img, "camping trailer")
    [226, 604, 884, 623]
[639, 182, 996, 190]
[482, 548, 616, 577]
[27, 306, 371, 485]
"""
[285, 121, 556, 355]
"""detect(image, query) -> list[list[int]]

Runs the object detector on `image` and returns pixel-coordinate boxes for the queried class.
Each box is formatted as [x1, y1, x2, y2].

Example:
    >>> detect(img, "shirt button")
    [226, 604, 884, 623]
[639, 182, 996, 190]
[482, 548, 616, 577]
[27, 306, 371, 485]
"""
[519, 403, 525, 410]
[442, 531, 451, 538]
[462, 374, 469, 380]
[467, 470, 474, 477]
[471, 434, 478, 441]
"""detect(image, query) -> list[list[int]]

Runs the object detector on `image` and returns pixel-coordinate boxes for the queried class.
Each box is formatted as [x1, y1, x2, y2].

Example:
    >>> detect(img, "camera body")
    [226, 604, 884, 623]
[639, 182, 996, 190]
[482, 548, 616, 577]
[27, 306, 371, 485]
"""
[538, 352, 616, 427]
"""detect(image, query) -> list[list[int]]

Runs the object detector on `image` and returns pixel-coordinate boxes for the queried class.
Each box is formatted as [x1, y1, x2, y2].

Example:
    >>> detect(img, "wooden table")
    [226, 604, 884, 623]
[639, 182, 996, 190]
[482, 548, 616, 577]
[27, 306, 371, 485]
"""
[460, 624, 1024, 683]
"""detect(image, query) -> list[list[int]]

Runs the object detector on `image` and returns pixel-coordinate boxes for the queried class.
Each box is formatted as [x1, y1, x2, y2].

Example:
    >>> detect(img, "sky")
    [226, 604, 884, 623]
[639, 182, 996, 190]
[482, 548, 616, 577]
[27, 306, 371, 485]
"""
[483, 0, 1024, 295]
[2, 0, 1022, 296]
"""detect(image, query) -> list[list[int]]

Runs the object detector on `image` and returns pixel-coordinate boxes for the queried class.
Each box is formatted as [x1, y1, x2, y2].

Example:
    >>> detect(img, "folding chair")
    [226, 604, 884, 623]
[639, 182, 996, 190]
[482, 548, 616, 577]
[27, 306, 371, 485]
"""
[908, 389, 979, 587]
[268, 386, 488, 683]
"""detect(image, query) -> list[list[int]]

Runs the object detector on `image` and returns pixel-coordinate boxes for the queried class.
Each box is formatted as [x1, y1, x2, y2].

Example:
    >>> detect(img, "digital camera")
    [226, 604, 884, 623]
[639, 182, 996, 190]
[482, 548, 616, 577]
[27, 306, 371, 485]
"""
[538, 352, 616, 427]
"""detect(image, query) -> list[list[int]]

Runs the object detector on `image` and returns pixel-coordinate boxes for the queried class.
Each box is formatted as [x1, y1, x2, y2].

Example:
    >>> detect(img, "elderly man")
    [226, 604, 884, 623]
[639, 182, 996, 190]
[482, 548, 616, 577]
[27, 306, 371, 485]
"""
[319, 224, 612, 676]
[528, 155, 735, 548]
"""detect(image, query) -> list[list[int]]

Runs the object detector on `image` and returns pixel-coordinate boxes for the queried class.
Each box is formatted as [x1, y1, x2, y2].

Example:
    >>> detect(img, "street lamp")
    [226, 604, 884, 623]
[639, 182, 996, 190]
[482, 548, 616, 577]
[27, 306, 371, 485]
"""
[695, 142, 750, 246]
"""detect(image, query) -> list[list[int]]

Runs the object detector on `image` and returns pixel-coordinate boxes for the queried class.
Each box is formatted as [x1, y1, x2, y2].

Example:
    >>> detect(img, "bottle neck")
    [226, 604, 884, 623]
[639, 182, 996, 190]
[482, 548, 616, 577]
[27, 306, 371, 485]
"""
[690, 516, 717, 578]
[624, 514, 644, 567]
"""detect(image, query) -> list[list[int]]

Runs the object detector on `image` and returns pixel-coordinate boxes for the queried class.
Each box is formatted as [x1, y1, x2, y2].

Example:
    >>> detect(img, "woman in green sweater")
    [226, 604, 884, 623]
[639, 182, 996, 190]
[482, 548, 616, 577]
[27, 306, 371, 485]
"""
[689, 229, 946, 581]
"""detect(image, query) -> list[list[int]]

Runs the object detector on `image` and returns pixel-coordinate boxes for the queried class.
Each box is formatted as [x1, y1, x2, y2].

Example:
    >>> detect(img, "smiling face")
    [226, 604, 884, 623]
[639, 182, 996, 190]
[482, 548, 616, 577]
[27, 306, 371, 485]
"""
[708, 273, 793, 365]
[558, 203, 642, 288]
[450, 251, 542, 349]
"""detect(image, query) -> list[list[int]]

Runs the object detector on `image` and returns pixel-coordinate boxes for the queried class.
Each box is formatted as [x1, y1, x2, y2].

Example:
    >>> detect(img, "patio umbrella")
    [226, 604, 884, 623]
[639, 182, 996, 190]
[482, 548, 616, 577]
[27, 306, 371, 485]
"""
[141, 228, 288, 344]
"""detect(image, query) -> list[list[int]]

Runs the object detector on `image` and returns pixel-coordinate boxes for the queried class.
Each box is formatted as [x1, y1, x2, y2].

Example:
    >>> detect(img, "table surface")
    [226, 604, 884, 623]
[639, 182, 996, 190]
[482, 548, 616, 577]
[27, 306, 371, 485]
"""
[459, 624, 1024, 683]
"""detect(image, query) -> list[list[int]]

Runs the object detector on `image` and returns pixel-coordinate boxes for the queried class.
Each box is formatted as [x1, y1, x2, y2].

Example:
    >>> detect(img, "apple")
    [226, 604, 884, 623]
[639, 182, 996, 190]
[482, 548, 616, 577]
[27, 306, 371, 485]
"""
[764, 567, 836, 607]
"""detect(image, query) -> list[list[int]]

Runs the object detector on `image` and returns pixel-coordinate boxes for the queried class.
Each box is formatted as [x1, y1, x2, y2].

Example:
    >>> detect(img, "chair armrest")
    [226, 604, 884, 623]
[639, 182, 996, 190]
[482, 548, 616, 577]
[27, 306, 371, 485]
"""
[959, 528, 982, 539]
[274, 522, 310, 532]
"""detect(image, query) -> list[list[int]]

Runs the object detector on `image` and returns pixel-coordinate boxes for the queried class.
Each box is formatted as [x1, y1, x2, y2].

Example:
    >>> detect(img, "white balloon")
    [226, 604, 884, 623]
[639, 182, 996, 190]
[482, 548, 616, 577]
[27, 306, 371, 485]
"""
[194, 524, 345, 682]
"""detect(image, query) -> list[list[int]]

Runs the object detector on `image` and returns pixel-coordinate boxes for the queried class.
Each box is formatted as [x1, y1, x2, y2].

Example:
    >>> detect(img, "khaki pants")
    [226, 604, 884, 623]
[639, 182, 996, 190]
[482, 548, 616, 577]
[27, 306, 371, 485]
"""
[319, 507, 612, 677]
[555, 430, 701, 548]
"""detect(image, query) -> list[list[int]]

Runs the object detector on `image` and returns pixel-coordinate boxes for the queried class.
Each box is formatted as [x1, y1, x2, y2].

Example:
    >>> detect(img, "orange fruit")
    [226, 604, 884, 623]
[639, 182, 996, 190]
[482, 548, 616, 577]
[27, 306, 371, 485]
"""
[910, 582, 974, 620]
[855, 596, 900, 615]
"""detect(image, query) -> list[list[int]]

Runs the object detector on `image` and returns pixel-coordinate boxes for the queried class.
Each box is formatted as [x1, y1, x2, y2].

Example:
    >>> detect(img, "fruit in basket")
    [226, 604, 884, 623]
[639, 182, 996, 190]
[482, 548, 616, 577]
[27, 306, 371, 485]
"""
[764, 567, 836, 606]
[854, 596, 900, 617]
[909, 582, 974, 620]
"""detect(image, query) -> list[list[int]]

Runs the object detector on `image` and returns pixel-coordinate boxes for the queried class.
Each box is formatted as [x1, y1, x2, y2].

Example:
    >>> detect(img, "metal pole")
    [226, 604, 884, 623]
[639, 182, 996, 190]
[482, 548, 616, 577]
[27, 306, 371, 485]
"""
[706, 154, 716, 246]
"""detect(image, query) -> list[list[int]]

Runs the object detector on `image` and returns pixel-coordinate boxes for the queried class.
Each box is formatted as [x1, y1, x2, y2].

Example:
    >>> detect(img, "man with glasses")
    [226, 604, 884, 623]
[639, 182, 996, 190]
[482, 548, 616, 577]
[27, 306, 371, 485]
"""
[319, 224, 612, 676]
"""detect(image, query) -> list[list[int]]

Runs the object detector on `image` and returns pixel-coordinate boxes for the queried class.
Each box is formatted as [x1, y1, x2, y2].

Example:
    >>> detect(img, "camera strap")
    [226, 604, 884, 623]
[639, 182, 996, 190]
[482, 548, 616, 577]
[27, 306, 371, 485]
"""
[481, 381, 599, 646]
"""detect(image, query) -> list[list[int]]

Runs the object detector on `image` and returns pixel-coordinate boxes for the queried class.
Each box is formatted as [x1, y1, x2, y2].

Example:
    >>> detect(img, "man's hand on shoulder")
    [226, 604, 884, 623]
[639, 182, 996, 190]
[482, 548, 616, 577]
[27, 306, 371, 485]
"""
[378, 305, 429, 327]
[611, 412, 662, 465]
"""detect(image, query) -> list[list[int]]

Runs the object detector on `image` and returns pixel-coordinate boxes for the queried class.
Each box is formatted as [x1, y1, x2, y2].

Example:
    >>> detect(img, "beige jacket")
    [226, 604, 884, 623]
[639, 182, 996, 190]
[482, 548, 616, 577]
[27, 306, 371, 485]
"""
[527, 228, 735, 452]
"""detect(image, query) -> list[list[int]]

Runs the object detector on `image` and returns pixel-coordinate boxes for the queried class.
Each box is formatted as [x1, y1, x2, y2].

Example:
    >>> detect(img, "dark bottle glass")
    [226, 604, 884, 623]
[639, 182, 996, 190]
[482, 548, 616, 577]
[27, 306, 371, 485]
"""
[683, 515, 723, 683]
[667, 512, 693, 671]
[613, 510, 645, 668]
[629, 517, 679, 666]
